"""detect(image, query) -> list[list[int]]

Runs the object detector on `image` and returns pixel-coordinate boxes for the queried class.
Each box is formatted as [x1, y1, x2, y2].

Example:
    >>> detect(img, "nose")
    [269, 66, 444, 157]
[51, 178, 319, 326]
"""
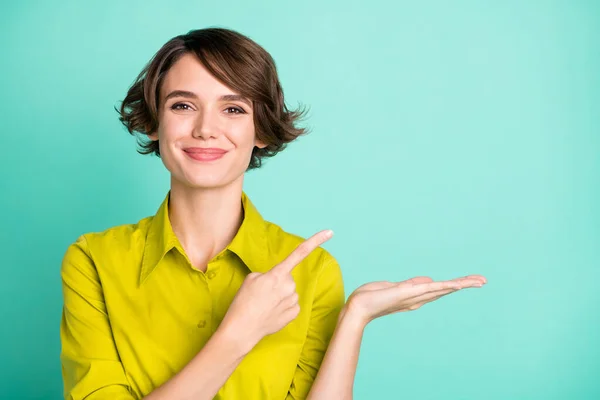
[192, 109, 219, 139]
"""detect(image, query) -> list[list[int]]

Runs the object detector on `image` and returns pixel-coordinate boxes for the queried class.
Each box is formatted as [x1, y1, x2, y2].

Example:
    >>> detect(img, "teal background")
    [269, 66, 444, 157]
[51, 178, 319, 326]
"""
[1, 1, 598, 399]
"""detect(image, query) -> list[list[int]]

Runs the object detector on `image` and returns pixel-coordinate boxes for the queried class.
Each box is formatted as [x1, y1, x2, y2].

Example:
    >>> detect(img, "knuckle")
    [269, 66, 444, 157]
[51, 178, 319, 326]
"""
[287, 283, 297, 295]
[266, 271, 278, 281]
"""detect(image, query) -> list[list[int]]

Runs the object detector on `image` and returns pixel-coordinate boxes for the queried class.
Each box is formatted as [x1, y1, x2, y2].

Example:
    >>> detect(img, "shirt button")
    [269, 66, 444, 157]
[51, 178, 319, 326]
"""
[197, 320, 206, 328]
[207, 271, 217, 279]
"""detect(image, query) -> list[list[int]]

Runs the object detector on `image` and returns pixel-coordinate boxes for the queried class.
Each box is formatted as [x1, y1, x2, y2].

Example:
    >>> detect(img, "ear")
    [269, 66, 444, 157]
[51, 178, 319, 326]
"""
[254, 139, 267, 149]
[148, 131, 159, 141]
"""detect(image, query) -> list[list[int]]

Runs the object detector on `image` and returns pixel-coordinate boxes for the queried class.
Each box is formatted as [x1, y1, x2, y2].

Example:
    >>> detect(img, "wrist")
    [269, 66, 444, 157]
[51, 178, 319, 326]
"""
[340, 300, 370, 329]
[213, 322, 256, 358]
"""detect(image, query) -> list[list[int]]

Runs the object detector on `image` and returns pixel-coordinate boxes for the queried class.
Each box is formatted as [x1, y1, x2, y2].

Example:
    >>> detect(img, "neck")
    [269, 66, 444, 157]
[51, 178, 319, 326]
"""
[168, 175, 245, 270]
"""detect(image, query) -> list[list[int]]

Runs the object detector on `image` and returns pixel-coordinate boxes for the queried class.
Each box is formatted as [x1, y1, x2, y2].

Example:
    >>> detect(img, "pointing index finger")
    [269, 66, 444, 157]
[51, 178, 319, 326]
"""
[271, 230, 334, 275]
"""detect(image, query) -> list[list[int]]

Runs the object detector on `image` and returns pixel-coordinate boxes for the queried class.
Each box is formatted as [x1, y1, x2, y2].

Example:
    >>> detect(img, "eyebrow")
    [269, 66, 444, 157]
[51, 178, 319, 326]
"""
[164, 90, 252, 107]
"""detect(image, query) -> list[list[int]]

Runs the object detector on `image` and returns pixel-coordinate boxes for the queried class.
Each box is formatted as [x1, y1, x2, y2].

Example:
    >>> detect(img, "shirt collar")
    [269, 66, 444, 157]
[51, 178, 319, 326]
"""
[140, 190, 270, 285]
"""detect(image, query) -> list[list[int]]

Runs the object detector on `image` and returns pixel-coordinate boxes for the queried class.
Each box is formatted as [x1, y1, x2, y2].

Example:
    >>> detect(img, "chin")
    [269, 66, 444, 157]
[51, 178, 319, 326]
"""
[185, 177, 228, 189]
[166, 155, 248, 189]
[178, 170, 243, 190]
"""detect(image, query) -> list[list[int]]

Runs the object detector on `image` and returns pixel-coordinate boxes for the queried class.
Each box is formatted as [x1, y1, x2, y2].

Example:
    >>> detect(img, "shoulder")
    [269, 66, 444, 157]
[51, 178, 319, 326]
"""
[83, 216, 152, 253]
[262, 220, 342, 281]
[61, 215, 153, 274]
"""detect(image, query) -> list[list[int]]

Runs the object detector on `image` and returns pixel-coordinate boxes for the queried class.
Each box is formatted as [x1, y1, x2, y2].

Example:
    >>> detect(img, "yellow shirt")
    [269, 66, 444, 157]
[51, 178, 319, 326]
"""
[60, 191, 345, 400]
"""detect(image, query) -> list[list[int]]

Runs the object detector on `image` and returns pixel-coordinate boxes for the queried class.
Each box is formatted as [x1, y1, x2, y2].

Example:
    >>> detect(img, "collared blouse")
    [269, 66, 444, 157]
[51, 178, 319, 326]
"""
[60, 191, 345, 399]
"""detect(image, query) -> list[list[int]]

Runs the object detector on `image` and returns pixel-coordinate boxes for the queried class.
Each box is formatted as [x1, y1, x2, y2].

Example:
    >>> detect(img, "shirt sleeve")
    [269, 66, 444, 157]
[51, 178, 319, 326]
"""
[286, 254, 346, 400]
[60, 235, 135, 400]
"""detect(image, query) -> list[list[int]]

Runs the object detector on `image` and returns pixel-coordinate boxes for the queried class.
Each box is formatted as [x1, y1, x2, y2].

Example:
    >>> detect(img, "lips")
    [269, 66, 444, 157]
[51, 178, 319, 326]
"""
[183, 147, 228, 162]
[183, 147, 228, 154]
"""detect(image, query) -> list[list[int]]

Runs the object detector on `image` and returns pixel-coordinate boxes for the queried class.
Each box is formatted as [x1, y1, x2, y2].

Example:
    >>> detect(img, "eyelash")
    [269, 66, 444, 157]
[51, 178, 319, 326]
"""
[170, 103, 246, 114]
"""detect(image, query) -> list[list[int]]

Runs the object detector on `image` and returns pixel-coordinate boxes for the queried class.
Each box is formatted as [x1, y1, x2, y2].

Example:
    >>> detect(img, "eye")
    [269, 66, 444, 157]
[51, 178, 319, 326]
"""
[224, 106, 246, 114]
[171, 103, 192, 111]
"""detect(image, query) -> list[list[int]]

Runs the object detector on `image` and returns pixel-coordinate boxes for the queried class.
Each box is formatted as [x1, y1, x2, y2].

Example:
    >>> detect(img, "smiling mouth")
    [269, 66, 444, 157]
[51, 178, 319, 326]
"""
[183, 148, 228, 162]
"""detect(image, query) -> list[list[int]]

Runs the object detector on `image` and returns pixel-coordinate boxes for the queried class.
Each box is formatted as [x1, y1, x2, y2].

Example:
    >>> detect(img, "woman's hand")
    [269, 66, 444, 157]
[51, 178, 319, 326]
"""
[306, 274, 487, 400]
[345, 275, 487, 325]
[218, 229, 334, 354]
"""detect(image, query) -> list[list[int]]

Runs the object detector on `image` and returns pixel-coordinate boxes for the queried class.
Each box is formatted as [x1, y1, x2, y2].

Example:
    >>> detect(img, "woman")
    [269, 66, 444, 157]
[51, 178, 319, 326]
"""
[60, 27, 486, 400]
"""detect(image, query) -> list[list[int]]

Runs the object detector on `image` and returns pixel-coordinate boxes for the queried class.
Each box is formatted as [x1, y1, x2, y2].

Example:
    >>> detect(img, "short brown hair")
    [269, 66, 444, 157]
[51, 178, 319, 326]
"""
[116, 27, 309, 170]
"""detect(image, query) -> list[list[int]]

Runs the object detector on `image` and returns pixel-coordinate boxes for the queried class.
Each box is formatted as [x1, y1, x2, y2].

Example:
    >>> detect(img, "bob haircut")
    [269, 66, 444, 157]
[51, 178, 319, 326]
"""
[117, 27, 309, 170]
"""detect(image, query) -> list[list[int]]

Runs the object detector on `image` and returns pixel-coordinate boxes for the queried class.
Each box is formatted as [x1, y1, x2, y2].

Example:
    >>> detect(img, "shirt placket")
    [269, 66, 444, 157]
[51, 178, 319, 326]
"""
[202, 255, 225, 335]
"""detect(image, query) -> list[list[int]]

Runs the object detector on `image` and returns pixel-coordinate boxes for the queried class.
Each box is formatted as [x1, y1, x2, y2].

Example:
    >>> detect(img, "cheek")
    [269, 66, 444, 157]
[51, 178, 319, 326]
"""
[161, 115, 187, 137]
[156, 120, 184, 164]
[230, 121, 257, 147]
[158, 117, 191, 148]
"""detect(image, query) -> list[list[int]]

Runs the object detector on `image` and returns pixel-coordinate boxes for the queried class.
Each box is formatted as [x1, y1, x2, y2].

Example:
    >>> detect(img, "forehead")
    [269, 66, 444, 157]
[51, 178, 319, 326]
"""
[160, 53, 235, 98]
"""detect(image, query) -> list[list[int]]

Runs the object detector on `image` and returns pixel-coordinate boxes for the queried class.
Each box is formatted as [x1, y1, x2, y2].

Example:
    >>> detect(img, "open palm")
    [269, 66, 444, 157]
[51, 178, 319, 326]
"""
[347, 275, 486, 324]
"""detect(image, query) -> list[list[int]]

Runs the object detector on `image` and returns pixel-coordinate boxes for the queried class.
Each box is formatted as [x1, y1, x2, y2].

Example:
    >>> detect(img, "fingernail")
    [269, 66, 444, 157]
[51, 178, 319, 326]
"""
[325, 230, 334, 238]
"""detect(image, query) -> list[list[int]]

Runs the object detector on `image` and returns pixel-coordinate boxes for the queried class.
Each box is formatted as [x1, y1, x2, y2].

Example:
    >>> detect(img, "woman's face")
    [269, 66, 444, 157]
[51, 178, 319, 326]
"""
[149, 53, 266, 189]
